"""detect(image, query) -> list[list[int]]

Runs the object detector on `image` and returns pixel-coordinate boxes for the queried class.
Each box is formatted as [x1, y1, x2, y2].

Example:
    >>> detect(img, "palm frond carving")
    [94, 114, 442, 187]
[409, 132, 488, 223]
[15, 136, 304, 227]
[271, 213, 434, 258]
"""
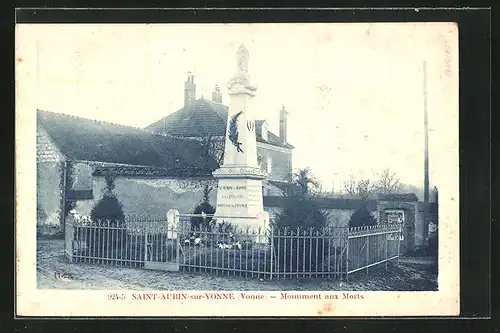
[228, 110, 244, 153]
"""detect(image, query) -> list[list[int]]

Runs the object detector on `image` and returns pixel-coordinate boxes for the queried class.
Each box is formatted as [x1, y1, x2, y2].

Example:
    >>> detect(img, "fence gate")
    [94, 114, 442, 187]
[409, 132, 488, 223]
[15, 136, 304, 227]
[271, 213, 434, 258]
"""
[144, 222, 180, 271]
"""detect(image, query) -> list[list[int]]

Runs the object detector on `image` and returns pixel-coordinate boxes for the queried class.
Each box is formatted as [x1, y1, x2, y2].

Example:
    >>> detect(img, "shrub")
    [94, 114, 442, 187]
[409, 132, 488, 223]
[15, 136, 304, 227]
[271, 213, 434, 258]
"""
[86, 174, 125, 257]
[348, 206, 377, 228]
[85, 194, 126, 259]
[271, 195, 329, 273]
[274, 195, 328, 230]
[190, 201, 215, 231]
[90, 193, 125, 225]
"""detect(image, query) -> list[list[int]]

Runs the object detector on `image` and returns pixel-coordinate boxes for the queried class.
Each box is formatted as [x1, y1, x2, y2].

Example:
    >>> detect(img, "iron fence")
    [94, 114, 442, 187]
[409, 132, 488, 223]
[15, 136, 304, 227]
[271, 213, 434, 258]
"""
[346, 224, 402, 278]
[65, 214, 402, 280]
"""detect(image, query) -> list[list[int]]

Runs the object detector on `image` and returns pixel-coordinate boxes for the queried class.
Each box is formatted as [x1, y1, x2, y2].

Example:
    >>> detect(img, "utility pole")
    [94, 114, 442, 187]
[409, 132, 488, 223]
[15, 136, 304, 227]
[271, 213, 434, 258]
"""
[423, 61, 430, 242]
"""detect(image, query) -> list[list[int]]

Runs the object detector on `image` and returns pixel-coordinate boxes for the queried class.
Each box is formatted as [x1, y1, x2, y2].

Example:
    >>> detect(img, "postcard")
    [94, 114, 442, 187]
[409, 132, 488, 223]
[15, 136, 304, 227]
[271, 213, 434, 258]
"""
[16, 22, 459, 317]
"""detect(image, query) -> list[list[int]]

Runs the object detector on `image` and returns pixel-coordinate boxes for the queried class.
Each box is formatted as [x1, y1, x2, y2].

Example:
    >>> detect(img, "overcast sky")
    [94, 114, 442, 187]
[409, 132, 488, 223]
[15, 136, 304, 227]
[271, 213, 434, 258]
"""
[18, 23, 458, 191]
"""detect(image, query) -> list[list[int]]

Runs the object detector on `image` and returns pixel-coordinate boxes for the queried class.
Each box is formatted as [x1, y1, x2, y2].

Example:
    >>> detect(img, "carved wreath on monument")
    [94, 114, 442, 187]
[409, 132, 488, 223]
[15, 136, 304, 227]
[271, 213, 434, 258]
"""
[229, 110, 244, 153]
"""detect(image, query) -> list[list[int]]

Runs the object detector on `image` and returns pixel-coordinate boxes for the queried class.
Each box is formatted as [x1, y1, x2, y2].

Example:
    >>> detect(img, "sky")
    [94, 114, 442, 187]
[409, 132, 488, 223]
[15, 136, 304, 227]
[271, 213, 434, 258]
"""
[17, 23, 458, 192]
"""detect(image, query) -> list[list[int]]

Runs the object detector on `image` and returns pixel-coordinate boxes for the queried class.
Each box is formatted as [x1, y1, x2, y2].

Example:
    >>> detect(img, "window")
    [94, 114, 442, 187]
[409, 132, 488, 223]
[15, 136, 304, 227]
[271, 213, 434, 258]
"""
[257, 154, 265, 172]
[261, 122, 268, 141]
[267, 156, 272, 174]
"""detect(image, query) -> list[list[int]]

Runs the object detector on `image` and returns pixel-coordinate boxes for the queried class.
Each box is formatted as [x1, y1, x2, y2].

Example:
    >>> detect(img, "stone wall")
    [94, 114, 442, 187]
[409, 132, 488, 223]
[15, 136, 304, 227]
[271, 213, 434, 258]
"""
[415, 202, 439, 247]
[36, 124, 65, 235]
[36, 162, 64, 226]
[75, 176, 218, 218]
[36, 124, 64, 164]
[415, 207, 425, 247]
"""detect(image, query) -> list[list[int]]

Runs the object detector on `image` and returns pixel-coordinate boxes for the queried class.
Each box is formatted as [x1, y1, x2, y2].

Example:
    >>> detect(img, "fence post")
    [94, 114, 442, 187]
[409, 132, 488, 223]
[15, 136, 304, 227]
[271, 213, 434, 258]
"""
[144, 230, 149, 263]
[345, 228, 349, 281]
[397, 226, 401, 265]
[269, 226, 274, 280]
[65, 220, 74, 262]
[385, 229, 388, 271]
[366, 234, 369, 275]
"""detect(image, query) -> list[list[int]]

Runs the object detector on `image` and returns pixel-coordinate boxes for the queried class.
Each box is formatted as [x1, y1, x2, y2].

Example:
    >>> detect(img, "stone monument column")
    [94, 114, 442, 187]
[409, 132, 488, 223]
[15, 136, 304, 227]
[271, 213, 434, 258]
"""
[213, 45, 267, 230]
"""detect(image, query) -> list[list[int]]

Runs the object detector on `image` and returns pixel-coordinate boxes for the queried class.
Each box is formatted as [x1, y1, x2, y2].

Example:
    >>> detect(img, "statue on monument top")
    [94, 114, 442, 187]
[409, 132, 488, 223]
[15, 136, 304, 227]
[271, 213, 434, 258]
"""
[236, 44, 249, 72]
[228, 44, 257, 92]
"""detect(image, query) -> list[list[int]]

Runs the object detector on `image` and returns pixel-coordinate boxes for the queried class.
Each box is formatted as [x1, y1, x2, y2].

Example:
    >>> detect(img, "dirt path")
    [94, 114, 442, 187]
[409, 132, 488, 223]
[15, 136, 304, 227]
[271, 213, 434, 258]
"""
[37, 239, 438, 291]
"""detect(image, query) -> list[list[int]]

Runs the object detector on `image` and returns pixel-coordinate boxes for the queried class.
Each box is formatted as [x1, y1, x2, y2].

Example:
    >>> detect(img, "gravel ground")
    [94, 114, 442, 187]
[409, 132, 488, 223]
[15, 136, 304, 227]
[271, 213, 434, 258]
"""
[37, 238, 438, 291]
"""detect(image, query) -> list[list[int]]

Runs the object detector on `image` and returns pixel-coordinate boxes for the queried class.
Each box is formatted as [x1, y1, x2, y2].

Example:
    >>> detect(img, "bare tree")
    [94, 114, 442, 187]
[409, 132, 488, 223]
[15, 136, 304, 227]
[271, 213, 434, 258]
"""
[374, 169, 403, 195]
[356, 179, 376, 200]
[342, 179, 357, 197]
[200, 135, 225, 168]
[341, 178, 375, 199]
[196, 134, 224, 199]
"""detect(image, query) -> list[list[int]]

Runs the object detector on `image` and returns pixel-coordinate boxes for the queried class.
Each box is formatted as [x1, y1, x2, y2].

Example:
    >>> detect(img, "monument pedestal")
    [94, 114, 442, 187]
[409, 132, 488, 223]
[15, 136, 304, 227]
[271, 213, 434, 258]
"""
[213, 166, 267, 230]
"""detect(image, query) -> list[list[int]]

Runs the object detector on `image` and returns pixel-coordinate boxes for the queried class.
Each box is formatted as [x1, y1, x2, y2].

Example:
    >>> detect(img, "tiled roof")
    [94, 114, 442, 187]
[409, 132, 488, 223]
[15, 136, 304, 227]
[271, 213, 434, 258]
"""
[261, 131, 294, 149]
[37, 110, 218, 172]
[145, 99, 228, 137]
[145, 98, 294, 149]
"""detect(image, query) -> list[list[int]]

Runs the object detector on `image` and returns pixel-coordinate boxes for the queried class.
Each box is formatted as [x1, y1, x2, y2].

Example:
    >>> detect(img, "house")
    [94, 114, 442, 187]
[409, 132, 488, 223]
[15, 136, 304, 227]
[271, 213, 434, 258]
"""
[144, 74, 295, 196]
[36, 109, 218, 236]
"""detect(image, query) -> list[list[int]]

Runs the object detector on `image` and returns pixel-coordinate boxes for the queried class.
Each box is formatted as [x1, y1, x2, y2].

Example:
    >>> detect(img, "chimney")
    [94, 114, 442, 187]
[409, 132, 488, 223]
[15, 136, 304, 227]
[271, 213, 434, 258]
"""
[279, 105, 288, 144]
[212, 84, 222, 104]
[184, 72, 196, 107]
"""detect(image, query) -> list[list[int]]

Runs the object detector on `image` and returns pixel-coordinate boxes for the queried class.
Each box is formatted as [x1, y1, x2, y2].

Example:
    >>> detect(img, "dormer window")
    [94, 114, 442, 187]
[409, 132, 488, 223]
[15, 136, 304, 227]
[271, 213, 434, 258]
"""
[261, 122, 268, 141]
